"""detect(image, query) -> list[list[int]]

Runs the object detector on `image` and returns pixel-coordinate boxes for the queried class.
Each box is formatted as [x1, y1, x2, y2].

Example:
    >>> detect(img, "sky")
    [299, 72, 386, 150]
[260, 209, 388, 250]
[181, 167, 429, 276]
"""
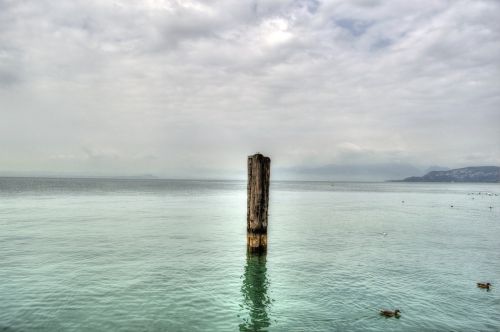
[1, 0, 499, 180]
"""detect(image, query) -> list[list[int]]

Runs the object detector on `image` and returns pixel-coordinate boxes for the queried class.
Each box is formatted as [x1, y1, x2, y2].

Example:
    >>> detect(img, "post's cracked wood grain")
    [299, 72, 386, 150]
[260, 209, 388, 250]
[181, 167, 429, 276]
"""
[247, 153, 270, 254]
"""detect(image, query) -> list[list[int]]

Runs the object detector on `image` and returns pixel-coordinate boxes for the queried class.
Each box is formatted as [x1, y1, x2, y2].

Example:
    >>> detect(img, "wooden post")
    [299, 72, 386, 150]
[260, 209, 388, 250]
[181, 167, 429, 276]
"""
[247, 153, 270, 253]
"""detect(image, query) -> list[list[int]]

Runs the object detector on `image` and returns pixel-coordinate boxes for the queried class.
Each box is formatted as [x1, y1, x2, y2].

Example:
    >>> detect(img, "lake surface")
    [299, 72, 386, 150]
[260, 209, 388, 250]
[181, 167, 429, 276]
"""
[0, 178, 499, 331]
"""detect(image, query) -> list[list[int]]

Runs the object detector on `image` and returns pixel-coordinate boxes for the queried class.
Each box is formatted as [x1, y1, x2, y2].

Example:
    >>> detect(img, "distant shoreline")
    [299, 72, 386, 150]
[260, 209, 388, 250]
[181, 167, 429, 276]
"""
[388, 180, 500, 184]
[391, 166, 500, 183]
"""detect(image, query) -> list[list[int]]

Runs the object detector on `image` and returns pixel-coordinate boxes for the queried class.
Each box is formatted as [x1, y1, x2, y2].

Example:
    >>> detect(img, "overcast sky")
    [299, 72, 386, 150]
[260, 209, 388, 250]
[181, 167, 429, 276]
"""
[1, 0, 499, 180]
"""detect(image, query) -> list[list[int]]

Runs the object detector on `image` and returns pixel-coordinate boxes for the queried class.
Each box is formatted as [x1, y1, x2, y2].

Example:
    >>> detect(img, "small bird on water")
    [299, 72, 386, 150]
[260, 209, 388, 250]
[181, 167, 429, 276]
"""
[477, 282, 491, 290]
[380, 309, 401, 318]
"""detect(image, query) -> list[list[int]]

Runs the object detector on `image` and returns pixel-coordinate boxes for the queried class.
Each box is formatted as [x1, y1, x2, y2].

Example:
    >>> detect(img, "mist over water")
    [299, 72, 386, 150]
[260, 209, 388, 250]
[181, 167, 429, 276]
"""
[0, 178, 499, 331]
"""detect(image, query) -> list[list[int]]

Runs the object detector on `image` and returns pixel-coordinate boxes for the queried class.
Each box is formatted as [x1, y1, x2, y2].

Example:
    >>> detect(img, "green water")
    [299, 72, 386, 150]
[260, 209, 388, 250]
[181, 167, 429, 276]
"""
[0, 178, 499, 331]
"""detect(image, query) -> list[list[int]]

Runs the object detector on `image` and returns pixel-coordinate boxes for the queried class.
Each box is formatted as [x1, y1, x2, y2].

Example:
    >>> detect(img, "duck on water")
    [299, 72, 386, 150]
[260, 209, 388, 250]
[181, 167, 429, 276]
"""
[380, 309, 401, 318]
[477, 282, 491, 290]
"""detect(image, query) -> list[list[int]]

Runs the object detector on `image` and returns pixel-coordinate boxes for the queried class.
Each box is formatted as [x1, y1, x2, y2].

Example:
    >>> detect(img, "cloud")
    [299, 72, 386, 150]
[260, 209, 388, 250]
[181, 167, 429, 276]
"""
[0, 0, 499, 179]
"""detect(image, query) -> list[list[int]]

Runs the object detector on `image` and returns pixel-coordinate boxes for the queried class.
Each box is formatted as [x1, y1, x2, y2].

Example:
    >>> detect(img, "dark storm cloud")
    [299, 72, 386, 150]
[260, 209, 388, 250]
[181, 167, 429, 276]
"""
[0, 0, 499, 179]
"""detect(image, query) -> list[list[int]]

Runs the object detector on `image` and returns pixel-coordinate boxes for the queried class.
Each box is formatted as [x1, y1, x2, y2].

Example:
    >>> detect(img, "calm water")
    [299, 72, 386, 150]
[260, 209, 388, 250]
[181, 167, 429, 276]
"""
[0, 178, 499, 331]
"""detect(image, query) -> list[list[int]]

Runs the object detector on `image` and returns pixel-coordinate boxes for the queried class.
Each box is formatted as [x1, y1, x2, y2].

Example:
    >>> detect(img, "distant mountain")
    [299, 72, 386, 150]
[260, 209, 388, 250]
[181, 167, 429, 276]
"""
[399, 166, 500, 183]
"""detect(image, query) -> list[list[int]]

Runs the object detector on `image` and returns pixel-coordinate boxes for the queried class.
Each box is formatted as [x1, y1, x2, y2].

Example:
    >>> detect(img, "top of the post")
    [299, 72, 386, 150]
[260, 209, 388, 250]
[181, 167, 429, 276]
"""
[248, 153, 271, 163]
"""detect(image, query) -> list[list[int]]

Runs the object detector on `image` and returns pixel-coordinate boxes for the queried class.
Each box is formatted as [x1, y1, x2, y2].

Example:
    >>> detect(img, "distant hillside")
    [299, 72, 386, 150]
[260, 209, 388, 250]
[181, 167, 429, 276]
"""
[399, 166, 500, 183]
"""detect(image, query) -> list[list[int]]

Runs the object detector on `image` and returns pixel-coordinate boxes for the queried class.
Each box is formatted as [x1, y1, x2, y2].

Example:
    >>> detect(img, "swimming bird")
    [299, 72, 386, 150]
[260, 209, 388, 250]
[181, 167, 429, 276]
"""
[380, 309, 401, 318]
[477, 282, 491, 290]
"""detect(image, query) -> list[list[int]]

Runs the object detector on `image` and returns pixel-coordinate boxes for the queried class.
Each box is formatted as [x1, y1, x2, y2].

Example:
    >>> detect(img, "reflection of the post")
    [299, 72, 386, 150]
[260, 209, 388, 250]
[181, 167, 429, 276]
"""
[239, 253, 271, 331]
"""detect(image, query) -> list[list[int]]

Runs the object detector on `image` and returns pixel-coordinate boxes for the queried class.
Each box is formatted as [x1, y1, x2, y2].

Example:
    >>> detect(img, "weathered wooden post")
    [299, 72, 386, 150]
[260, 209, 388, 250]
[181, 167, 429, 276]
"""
[247, 153, 270, 253]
